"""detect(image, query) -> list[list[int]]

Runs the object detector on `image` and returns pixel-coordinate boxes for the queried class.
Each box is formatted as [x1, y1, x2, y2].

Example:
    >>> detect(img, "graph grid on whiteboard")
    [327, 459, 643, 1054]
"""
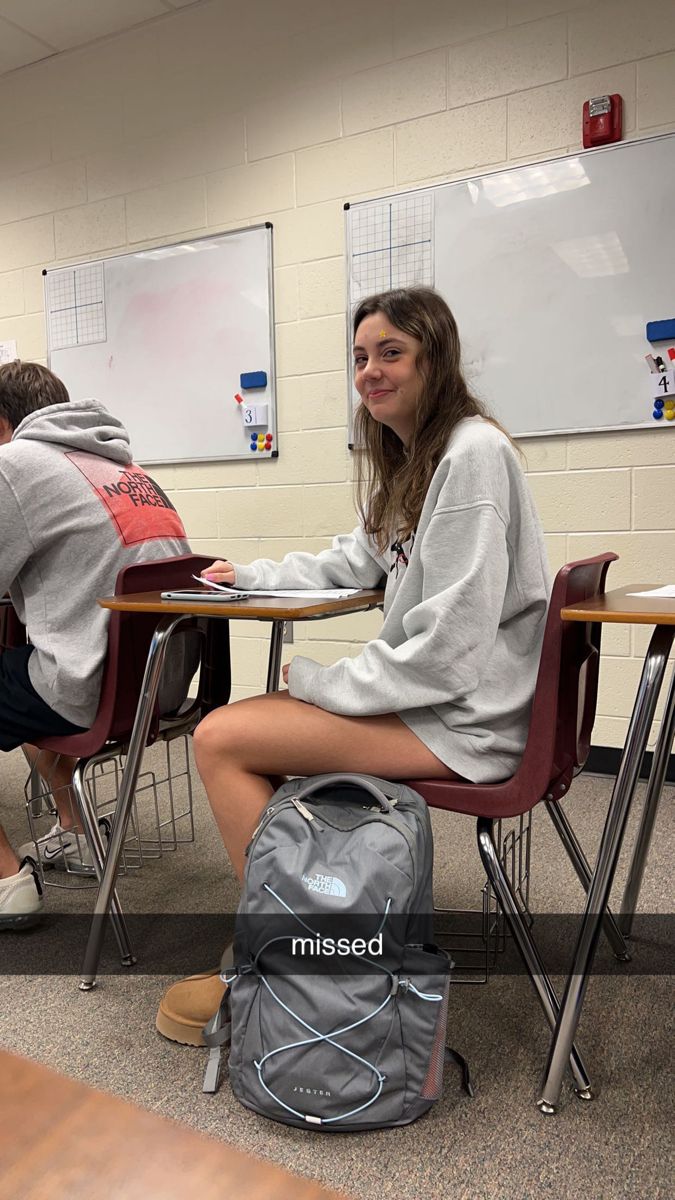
[349, 193, 434, 303]
[46, 262, 106, 351]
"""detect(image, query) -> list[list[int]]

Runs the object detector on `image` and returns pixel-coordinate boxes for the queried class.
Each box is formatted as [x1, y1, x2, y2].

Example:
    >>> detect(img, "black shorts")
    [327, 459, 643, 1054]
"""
[0, 645, 87, 752]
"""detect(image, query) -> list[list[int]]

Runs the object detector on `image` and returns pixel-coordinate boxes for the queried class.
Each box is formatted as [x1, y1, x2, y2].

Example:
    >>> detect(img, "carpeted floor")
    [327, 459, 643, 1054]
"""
[0, 743, 672, 1200]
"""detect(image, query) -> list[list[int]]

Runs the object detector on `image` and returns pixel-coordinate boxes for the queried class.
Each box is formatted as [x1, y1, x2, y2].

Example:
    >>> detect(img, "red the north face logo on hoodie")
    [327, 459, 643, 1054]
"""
[66, 452, 187, 547]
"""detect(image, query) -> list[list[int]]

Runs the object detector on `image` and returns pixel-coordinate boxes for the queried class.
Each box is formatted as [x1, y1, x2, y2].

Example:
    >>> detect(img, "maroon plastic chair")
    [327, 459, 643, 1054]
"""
[404, 553, 625, 1104]
[0, 599, 25, 653]
[28, 554, 231, 963]
[35, 554, 229, 759]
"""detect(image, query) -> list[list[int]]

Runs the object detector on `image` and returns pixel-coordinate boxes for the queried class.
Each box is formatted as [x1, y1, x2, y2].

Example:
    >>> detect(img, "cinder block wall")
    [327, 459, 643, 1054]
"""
[1, 0, 674, 744]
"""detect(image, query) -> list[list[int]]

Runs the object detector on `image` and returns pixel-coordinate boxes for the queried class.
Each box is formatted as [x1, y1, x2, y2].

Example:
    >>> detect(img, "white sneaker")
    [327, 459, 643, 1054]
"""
[0, 860, 44, 930]
[17, 822, 93, 872]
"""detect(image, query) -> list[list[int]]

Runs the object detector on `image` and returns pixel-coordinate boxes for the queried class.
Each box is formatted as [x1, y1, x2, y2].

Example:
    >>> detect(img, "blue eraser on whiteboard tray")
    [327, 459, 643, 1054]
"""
[646, 319, 675, 342]
[240, 371, 267, 389]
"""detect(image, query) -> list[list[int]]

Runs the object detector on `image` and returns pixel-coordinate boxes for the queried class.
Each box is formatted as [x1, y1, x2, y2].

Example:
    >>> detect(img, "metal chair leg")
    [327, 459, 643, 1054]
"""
[22, 748, 47, 819]
[71, 764, 136, 968]
[476, 816, 593, 1102]
[265, 620, 285, 692]
[79, 616, 184, 991]
[619, 659, 675, 936]
[538, 625, 673, 1113]
[544, 798, 631, 961]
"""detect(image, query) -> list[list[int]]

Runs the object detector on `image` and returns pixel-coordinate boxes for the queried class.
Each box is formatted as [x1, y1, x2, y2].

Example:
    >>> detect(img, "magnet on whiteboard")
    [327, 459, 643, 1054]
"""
[240, 371, 267, 389]
[646, 319, 675, 342]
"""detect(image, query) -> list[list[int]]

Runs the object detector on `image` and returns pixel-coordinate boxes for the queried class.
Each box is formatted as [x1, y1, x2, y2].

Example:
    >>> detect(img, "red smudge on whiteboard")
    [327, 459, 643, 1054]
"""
[122, 280, 235, 360]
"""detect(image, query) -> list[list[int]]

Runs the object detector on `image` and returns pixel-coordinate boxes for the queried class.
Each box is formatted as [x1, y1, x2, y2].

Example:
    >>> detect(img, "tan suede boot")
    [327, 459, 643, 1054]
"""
[155, 970, 227, 1047]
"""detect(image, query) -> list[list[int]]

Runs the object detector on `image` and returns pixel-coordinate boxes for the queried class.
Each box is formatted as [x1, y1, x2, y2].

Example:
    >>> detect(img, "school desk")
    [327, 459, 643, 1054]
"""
[79, 588, 384, 989]
[539, 585, 675, 1112]
[0, 1048, 348, 1200]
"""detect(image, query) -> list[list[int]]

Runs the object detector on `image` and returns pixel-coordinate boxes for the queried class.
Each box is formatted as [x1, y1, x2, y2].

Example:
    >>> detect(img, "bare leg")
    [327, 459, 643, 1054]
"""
[0, 826, 20, 879]
[22, 746, 80, 830]
[193, 692, 458, 881]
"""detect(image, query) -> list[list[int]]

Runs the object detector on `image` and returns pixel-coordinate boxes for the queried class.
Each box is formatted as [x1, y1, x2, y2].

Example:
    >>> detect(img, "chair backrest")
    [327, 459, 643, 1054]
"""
[0, 601, 25, 653]
[408, 552, 617, 819]
[518, 551, 617, 800]
[35, 554, 231, 758]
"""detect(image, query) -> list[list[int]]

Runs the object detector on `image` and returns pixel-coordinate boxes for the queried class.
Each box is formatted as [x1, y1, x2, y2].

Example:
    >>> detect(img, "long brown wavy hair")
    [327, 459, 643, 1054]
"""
[353, 286, 504, 553]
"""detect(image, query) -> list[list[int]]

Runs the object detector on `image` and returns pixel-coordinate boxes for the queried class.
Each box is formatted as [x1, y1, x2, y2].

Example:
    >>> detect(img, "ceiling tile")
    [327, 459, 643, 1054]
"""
[0, 16, 55, 73]
[0, 0, 169, 53]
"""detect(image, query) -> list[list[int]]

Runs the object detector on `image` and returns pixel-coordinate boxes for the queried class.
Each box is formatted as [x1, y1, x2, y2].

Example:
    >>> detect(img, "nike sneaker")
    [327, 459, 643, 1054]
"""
[17, 822, 94, 872]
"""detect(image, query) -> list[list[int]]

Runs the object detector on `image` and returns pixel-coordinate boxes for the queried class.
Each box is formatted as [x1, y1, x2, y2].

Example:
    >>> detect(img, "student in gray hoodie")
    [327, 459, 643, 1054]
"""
[156, 286, 551, 1045]
[0, 361, 191, 928]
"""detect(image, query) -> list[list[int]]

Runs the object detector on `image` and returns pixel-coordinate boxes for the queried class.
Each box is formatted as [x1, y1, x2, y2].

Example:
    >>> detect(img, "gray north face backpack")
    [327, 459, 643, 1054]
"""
[203, 773, 472, 1130]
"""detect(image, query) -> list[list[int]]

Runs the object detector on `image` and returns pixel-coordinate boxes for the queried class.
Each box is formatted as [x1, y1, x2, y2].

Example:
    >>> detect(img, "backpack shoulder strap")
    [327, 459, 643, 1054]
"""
[202, 988, 232, 1094]
[445, 1046, 474, 1098]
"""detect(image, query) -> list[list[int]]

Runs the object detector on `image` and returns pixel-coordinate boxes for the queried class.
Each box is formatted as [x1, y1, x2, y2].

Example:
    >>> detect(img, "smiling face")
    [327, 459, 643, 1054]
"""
[353, 312, 424, 446]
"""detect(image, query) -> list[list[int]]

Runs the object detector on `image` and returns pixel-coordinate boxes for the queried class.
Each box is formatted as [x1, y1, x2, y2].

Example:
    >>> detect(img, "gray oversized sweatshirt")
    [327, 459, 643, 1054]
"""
[0, 399, 190, 727]
[234, 417, 551, 783]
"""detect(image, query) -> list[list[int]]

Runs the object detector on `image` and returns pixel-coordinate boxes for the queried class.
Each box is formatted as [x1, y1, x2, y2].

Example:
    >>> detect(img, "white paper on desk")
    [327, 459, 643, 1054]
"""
[241, 588, 362, 599]
[628, 585, 675, 598]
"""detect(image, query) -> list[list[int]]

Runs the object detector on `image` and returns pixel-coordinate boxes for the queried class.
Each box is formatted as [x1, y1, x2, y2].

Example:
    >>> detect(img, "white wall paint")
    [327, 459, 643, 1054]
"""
[1, 0, 674, 740]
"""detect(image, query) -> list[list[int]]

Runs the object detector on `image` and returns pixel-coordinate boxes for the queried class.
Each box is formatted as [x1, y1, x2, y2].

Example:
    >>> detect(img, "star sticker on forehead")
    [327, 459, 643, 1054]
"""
[379, 329, 387, 338]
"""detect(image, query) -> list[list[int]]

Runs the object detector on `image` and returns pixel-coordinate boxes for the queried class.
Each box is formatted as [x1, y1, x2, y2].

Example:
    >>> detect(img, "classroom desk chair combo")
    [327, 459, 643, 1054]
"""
[76, 575, 384, 987]
[406, 555, 675, 1112]
[21, 555, 232, 965]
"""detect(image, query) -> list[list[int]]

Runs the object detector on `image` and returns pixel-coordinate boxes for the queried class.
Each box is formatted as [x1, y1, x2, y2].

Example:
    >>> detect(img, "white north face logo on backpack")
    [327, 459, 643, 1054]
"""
[302, 871, 347, 897]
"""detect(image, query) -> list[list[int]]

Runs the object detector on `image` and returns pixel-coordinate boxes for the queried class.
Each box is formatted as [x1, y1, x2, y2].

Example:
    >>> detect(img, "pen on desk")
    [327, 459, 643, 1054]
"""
[645, 354, 658, 372]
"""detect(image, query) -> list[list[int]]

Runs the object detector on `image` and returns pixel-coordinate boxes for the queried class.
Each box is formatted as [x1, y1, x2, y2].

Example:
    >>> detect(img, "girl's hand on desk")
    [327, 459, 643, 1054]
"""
[201, 560, 236, 584]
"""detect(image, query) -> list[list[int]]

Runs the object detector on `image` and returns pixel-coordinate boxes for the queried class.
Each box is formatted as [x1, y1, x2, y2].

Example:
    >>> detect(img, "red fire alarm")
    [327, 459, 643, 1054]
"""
[582, 94, 622, 148]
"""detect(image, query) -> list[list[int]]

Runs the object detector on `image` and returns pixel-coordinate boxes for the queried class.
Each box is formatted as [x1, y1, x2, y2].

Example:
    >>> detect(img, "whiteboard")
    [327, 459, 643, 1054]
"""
[346, 134, 675, 438]
[45, 225, 276, 463]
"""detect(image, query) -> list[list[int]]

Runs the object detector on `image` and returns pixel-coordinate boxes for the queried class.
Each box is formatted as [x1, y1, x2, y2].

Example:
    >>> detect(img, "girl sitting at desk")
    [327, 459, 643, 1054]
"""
[156, 285, 550, 1044]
